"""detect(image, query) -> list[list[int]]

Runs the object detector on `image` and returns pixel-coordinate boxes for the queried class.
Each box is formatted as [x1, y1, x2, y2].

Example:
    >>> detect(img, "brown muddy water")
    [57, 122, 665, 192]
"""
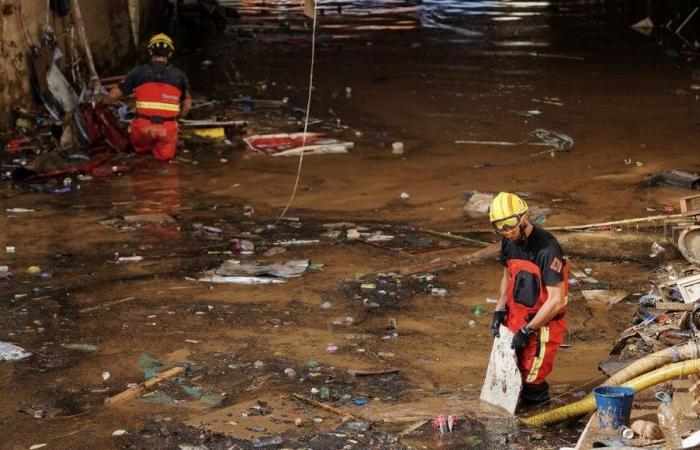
[1, 1, 699, 449]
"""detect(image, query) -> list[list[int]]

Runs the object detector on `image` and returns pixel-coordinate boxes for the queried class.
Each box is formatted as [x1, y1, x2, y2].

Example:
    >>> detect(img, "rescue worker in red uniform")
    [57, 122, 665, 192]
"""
[108, 33, 191, 161]
[488, 192, 568, 406]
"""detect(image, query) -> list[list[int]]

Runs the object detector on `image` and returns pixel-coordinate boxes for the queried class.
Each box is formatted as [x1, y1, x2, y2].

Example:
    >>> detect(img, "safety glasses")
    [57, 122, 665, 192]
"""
[492, 214, 523, 233]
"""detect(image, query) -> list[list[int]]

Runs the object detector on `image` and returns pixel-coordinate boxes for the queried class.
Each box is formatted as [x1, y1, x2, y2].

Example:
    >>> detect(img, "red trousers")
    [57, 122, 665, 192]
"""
[130, 118, 178, 161]
[517, 316, 566, 385]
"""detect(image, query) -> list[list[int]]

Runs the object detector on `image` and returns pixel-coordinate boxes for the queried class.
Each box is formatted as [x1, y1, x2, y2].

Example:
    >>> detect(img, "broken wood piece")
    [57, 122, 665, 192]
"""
[348, 368, 400, 377]
[680, 194, 700, 217]
[417, 228, 490, 248]
[104, 366, 185, 405]
[655, 302, 695, 311]
[398, 242, 500, 275]
[123, 213, 175, 224]
[79, 296, 136, 313]
[547, 214, 683, 231]
[291, 393, 358, 420]
[398, 420, 428, 436]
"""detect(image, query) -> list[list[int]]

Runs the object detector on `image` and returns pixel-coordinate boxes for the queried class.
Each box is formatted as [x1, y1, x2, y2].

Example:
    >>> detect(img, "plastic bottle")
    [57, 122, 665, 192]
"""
[656, 391, 682, 448]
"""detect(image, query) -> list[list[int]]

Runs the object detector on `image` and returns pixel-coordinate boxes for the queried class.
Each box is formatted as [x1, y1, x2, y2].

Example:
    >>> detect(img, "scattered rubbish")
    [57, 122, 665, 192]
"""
[631, 419, 662, 439]
[244, 133, 352, 156]
[468, 320, 477, 327]
[252, 436, 283, 448]
[352, 397, 368, 406]
[6, 247, 15, 254]
[274, 239, 320, 246]
[6, 208, 35, 213]
[650, 241, 666, 258]
[431, 288, 447, 296]
[123, 213, 175, 224]
[30, 445, 47, 450]
[199, 260, 309, 284]
[462, 191, 495, 218]
[263, 246, 286, 257]
[61, 343, 98, 352]
[117, 256, 143, 263]
[392, 142, 405, 155]
[347, 367, 400, 376]
[471, 305, 485, 314]
[18, 404, 47, 419]
[531, 97, 564, 106]
[530, 128, 574, 153]
[102, 371, 111, 381]
[455, 128, 574, 155]
[400, 192, 410, 200]
[193, 127, 225, 140]
[676, 274, 700, 303]
[581, 290, 629, 306]
[645, 170, 700, 190]
[486, 297, 499, 304]
[346, 229, 361, 240]
[284, 368, 297, 378]
[0, 341, 32, 361]
[326, 343, 338, 353]
[631, 17, 654, 32]
[454, 139, 517, 146]
[112, 430, 128, 436]
[26, 266, 42, 274]
[105, 366, 186, 405]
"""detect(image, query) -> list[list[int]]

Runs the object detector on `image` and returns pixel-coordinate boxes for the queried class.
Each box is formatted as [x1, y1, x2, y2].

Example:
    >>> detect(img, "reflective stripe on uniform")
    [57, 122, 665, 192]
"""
[526, 326, 549, 383]
[136, 101, 180, 112]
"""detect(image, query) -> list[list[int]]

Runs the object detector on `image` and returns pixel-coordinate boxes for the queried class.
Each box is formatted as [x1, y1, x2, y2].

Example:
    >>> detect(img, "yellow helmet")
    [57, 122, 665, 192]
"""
[147, 33, 175, 55]
[489, 192, 528, 232]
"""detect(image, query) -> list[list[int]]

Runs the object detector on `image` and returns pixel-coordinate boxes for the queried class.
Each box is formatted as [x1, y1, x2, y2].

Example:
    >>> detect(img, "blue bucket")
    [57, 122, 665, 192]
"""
[593, 386, 636, 430]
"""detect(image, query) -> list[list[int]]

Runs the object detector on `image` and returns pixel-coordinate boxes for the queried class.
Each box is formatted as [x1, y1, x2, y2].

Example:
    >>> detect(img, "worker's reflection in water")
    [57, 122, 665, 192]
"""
[131, 161, 182, 240]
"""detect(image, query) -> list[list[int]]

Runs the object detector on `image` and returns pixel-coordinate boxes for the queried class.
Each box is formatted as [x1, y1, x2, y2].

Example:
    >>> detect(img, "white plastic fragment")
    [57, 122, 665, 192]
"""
[0, 341, 32, 361]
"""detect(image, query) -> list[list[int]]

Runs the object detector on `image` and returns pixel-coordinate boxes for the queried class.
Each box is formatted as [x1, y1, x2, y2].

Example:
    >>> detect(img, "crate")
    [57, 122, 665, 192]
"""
[680, 194, 700, 217]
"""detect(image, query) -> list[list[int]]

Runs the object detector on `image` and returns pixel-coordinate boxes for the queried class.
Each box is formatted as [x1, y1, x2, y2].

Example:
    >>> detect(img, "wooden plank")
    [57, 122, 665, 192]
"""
[654, 302, 694, 311]
[398, 242, 500, 275]
[479, 326, 521, 414]
[680, 194, 700, 216]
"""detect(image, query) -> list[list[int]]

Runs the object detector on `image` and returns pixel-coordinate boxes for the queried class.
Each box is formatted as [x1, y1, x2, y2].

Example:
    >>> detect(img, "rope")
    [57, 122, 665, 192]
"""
[276, 2, 317, 222]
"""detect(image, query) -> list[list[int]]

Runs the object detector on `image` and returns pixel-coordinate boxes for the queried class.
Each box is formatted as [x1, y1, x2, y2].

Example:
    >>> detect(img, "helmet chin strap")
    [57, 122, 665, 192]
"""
[514, 221, 528, 246]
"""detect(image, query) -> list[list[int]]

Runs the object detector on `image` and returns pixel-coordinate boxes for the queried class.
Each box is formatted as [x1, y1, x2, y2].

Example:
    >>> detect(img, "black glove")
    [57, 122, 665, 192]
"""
[490, 310, 507, 337]
[511, 326, 535, 350]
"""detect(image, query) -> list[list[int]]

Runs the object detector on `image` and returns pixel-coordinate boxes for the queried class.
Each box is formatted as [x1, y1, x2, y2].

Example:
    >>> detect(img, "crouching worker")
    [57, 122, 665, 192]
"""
[108, 33, 191, 161]
[488, 192, 568, 407]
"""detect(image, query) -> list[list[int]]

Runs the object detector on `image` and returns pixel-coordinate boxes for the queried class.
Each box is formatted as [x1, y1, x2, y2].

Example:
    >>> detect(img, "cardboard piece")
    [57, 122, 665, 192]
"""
[479, 325, 521, 414]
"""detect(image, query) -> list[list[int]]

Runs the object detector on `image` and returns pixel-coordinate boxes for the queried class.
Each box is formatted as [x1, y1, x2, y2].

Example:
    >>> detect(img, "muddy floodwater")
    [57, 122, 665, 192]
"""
[1, 1, 698, 449]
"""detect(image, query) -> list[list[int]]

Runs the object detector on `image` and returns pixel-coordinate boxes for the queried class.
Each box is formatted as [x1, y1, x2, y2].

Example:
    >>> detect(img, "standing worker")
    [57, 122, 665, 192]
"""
[488, 192, 568, 406]
[107, 33, 191, 161]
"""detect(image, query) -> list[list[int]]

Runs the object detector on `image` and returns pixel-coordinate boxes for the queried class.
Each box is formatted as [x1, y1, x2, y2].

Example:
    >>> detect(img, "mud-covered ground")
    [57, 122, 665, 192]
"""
[1, 1, 699, 449]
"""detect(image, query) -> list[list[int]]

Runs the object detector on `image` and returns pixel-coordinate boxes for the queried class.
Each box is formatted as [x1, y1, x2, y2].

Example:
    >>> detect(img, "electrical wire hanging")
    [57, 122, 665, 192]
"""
[276, 2, 318, 222]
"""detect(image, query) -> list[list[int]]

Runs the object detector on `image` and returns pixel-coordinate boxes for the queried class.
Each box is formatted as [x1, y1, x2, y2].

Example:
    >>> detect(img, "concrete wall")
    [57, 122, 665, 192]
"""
[0, 0, 165, 126]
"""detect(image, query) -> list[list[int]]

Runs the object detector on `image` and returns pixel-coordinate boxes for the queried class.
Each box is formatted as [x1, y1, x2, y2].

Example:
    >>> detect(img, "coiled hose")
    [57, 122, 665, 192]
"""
[521, 341, 700, 427]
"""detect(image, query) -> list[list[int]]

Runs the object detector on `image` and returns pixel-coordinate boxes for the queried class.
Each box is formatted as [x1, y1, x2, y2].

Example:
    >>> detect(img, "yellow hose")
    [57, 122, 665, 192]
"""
[521, 358, 700, 427]
[603, 341, 700, 387]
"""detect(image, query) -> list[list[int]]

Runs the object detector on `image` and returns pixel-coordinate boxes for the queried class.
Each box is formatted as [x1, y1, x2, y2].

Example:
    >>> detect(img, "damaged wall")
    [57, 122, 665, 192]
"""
[0, 0, 166, 126]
